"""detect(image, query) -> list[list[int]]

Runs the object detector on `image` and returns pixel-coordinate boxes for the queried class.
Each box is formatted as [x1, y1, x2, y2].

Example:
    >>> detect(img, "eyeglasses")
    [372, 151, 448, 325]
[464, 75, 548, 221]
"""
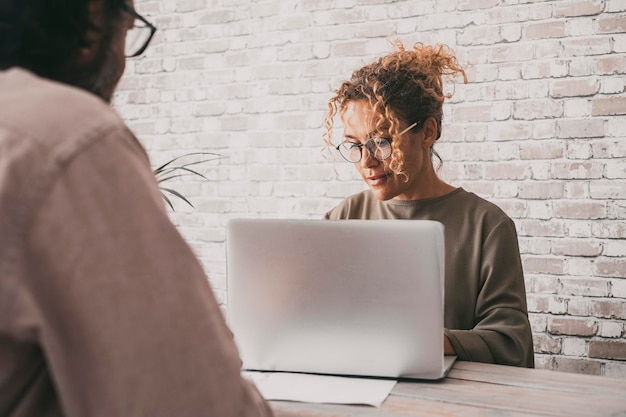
[122, 4, 157, 58]
[336, 122, 418, 163]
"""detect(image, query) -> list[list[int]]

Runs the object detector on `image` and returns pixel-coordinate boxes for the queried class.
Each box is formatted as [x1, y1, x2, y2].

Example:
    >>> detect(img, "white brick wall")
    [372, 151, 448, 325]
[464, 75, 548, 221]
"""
[114, 0, 626, 377]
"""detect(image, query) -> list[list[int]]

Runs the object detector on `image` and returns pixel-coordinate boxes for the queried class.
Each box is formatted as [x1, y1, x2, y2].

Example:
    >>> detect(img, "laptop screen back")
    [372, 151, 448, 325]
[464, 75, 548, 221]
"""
[227, 218, 447, 380]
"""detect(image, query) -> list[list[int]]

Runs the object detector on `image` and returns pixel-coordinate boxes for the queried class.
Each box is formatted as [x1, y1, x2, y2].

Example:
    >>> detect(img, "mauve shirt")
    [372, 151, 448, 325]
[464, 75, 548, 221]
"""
[0, 68, 272, 417]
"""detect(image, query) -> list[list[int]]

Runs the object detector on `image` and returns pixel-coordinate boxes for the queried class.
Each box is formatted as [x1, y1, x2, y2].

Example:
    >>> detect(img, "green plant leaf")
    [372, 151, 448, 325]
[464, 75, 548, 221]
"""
[156, 167, 209, 183]
[153, 152, 221, 174]
[153, 152, 223, 211]
[160, 187, 194, 208]
[161, 192, 175, 211]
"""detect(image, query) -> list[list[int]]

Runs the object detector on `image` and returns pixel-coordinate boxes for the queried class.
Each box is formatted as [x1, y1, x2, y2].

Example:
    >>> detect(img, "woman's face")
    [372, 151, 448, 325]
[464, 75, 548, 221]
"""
[341, 100, 436, 201]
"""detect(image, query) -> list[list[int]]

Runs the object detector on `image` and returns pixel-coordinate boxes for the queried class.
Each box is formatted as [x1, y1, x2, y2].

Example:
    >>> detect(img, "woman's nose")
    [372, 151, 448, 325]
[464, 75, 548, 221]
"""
[359, 146, 379, 168]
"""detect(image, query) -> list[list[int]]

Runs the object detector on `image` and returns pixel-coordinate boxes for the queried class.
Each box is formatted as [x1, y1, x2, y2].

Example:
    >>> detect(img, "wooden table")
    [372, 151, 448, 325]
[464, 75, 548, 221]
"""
[270, 361, 626, 416]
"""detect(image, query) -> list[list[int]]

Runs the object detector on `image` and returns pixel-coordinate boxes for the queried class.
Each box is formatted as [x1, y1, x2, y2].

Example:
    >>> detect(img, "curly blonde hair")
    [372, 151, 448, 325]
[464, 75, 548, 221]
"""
[324, 40, 467, 176]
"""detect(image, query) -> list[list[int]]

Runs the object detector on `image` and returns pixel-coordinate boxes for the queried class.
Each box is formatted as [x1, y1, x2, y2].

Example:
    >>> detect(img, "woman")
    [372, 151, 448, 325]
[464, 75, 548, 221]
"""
[323, 41, 534, 368]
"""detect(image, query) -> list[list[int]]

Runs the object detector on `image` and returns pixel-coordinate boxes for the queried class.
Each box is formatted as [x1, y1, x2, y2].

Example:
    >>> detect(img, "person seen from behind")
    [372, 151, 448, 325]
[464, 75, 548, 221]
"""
[0, 0, 273, 415]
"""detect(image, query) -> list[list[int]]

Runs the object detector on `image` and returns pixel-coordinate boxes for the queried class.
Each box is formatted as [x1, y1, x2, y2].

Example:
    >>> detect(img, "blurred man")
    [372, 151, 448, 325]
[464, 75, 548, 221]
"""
[0, 1, 272, 415]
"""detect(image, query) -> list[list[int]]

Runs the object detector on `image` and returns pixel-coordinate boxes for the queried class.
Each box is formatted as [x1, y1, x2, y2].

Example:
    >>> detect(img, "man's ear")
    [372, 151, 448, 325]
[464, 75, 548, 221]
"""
[76, 0, 104, 65]
[421, 117, 439, 149]
[76, 39, 99, 65]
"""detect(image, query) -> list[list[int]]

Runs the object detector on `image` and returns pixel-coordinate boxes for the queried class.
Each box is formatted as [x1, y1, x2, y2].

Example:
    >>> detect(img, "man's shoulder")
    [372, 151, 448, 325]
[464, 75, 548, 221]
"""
[0, 68, 143, 208]
[0, 68, 136, 175]
[0, 68, 124, 148]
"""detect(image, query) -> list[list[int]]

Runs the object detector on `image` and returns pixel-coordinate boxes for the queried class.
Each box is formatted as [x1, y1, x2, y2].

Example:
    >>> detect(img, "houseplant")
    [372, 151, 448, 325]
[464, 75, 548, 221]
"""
[153, 152, 221, 210]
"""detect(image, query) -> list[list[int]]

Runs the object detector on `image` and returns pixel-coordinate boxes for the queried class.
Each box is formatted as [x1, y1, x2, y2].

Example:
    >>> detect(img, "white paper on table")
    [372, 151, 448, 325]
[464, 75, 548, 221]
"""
[242, 371, 396, 407]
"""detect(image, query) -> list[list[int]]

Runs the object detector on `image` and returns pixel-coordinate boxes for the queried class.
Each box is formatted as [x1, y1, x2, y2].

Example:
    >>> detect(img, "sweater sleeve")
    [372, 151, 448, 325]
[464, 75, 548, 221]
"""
[445, 217, 534, 368]
[26, 128, 273, 417]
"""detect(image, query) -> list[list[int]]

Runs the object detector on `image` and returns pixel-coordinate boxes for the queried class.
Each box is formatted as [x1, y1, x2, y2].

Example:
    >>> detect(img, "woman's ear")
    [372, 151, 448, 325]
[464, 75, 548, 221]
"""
[421, 117, 439, 149]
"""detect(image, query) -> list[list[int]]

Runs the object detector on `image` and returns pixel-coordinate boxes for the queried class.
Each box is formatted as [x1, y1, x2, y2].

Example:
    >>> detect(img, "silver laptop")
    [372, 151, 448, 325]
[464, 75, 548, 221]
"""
[226, 218, 455, 380]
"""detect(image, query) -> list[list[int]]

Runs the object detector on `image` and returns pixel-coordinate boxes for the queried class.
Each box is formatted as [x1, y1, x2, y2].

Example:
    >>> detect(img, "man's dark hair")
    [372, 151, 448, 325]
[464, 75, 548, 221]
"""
[0, 0, 126, 82]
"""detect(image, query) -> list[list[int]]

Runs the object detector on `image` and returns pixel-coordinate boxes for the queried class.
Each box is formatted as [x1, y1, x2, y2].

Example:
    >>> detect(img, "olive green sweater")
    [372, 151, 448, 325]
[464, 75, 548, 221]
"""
[325, 188, 534, 368]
